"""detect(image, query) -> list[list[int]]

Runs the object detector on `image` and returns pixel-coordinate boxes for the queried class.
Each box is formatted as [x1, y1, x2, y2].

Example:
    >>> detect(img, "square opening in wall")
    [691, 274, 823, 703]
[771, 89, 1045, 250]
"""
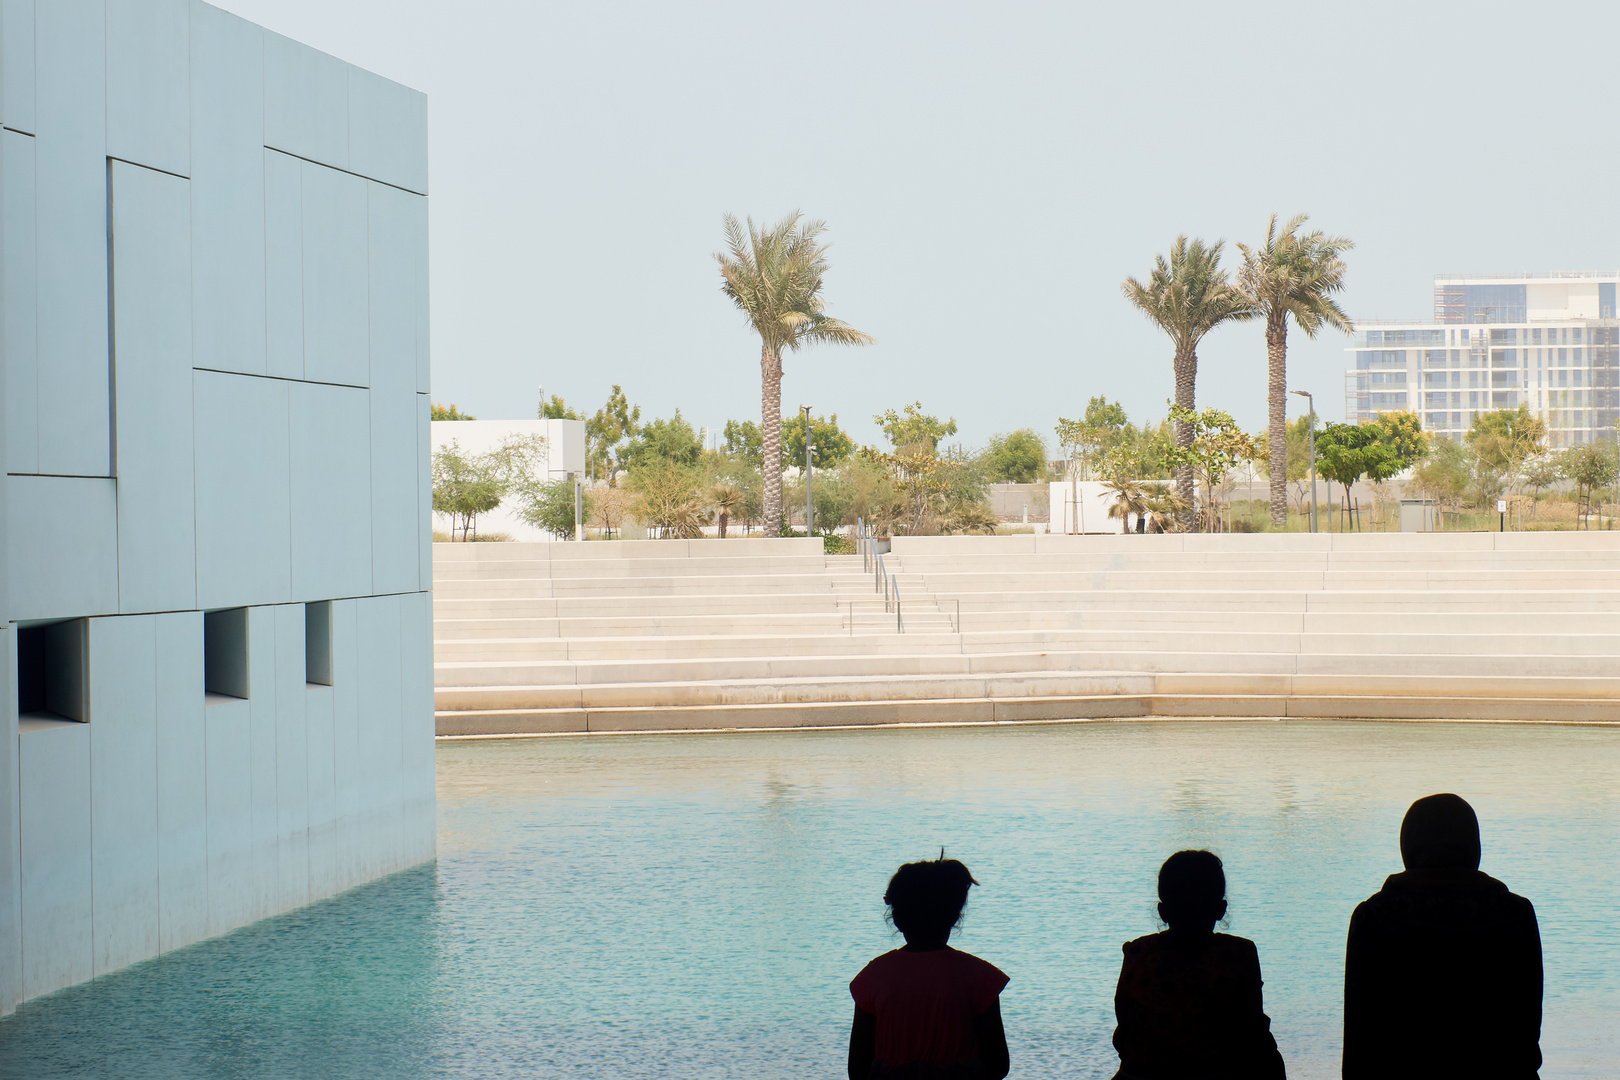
[204, 608, 250, 699]
[16, 619, 89, 722]
[306, 601, 333, 686]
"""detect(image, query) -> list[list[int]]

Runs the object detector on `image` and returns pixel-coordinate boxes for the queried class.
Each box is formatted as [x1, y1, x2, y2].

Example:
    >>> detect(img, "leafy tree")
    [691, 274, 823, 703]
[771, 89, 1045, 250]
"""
[430, 403, 476, 421]
[1236, 213, 1354, 526]
[590, 485, 632, 539]
[586, 385, 641, 482]
[836, 456, 903, 538]
[628, 459, 708, 538]
[1410, 437, 1473, 526]
[513, 476, 589, 540]
[716, 211, 875, 536]
[875, 402, 957, 452]
[1467, 406, 1545, 516]
[1522, 454, 1560, 518]
[625, 410, 703, 469]
[1165, 404, 1257, 531]
[1560, 442, 1618, 528]
[540, 394, 583, 420]
[1314, 421, 1397, 524]
[1123, 237, 1257, 527]
[782, 411, 855, 469]
[723, 419, 764, 467]
[1055, 397, 1128, 482]
[431, 440, 504, 540]
[1375, 409, 1429, 469]
[1103, 420, 1175, 482]
[983, 429, 1048, 483]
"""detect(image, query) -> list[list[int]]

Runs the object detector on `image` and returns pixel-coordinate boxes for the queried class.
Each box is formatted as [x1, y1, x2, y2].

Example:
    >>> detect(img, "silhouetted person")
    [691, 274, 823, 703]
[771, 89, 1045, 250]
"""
[1343, 793, 1542, 1079]
[848, 856, 1010, 1080]
[1112, 850, 1286, 1080]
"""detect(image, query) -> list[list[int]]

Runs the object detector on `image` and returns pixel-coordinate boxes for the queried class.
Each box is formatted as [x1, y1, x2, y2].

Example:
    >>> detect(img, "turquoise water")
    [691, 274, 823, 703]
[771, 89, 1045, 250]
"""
[1, 720, 1617, 1079]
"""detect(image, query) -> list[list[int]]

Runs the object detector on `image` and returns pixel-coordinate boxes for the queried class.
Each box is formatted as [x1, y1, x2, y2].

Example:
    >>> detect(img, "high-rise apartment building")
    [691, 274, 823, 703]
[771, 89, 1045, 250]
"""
[1346, 274, 1620, 446]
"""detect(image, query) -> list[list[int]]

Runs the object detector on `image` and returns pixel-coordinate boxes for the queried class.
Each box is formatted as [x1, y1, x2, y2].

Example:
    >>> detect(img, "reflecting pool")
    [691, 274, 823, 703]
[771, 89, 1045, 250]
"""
[2, 720, 1618, 1078]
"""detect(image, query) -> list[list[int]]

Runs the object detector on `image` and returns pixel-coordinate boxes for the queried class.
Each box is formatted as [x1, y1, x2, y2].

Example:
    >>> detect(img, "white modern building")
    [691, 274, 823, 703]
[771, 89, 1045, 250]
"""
[429, 417, 586, 540]
[0, 1, 435, 1012]
[1346, 274, 1619, 446]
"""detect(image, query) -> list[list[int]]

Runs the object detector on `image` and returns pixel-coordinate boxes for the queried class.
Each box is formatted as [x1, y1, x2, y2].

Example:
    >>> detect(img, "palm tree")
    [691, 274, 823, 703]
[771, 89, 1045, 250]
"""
[1102, 478, 1149, 534]
[1237, 214, 1354, 527]
[717, 212, 874, 536]
[710, 482, 741, 539]
[1122, 238, 1255, 528]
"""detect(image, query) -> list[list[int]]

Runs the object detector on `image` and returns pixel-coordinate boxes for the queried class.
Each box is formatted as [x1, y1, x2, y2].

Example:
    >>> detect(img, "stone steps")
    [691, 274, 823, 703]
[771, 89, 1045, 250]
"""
[431, 534, 1620, 734]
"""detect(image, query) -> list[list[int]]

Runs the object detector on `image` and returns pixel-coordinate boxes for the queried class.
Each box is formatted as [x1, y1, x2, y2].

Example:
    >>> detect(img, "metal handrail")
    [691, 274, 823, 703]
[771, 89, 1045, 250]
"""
[892, 577, 903, 632]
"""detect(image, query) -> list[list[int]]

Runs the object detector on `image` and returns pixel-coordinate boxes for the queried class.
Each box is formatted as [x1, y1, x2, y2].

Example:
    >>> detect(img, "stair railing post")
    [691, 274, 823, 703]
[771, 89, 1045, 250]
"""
[894, 578, 902, 632]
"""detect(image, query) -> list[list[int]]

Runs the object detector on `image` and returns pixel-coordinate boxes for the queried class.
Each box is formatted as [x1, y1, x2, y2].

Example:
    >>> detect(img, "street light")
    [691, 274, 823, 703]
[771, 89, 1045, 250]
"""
[1291, 390, 1318, 533]
[801, 404, 813, 536]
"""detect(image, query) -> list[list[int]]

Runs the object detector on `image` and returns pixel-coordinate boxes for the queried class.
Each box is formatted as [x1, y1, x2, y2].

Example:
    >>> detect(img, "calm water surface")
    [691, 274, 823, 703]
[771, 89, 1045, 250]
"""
[1, 720, 1617, 1079]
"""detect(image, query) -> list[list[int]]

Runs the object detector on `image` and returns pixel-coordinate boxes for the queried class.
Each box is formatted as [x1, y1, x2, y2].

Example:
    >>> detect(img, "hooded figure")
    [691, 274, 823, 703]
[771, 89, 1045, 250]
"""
[1343, 794, 1542, 1079]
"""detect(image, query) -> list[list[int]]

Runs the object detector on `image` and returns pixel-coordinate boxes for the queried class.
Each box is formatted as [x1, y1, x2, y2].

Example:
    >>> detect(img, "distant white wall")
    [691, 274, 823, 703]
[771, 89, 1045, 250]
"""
[0, 0, 434, 1014]
[1049, 481, 1130, 534]
[430, 418, 587, 541]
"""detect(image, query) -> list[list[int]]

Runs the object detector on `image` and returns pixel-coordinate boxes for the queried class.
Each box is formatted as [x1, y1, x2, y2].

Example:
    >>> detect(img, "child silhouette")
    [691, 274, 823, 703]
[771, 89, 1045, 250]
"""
[848, 856, 1010, 1080]
[1111, 850, 1286, 1080]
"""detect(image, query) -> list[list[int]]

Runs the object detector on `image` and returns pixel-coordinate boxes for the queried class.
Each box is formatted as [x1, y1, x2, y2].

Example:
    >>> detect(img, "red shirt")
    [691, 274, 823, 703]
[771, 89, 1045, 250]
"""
[850, 947, 1009, 1066]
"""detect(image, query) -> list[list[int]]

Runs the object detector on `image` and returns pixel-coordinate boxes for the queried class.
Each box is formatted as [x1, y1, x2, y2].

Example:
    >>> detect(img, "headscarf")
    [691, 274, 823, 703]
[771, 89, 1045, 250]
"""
[1398, 793, 1481, 871]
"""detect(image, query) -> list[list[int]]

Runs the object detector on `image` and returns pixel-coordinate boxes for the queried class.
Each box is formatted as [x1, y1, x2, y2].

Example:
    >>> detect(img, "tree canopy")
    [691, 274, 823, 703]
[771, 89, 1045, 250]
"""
[625, 411, 703, 469]
[875, 402, 958, 452]
[783, 411, 855, 469]
[983, 429, 1048, 483]
[540, 394, 583, 420]
[723, 419, 763, 467]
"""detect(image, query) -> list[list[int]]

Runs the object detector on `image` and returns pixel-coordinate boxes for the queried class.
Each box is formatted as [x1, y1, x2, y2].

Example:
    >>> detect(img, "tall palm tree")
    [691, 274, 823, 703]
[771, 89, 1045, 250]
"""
[717, 212, 874, 536]
[1122, 237, 1255, 529]
[1238, 214, 1354, 527]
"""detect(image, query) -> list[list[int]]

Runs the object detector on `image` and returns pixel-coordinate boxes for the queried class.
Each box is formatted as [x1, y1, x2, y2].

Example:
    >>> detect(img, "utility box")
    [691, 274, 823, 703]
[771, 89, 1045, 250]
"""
[1400, 499, 1437, 532]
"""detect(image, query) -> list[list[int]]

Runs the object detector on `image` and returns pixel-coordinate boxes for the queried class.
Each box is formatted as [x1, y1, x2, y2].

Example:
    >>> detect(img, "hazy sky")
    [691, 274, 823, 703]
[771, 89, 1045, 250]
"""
[220, 0, 1620, 450]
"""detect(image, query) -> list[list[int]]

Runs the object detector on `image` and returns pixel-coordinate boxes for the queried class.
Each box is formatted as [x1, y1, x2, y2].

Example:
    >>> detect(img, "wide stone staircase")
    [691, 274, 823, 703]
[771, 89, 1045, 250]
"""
[433, 533, 1620, 735]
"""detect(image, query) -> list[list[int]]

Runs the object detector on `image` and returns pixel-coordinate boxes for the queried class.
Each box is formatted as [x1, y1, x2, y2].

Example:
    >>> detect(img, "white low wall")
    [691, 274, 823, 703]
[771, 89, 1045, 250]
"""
[431, 418, 586, 540]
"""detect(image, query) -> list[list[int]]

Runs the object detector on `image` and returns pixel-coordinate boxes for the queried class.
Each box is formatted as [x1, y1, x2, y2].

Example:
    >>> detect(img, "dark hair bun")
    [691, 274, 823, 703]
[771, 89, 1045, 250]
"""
[884, 857, 979, 938]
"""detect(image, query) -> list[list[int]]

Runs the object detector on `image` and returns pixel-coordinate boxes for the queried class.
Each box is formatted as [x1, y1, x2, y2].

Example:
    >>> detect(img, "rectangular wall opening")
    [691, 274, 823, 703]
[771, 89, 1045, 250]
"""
[16, 619, 89, 722]
[305, 601, 333, 686]
[203, 608, 250, 699]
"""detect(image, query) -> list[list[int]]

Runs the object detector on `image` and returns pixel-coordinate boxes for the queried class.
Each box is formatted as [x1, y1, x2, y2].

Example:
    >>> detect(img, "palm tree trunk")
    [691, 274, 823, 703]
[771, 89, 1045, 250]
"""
[1267, 313, 1289, 527]
[761, 343, 783, 536]
[1173, 340, 1197, 531]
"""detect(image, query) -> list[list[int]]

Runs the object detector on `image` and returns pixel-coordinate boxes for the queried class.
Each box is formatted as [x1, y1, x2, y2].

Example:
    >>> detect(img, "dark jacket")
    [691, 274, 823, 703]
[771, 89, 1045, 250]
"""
[1112, 930, 1286, 1080]
[1343, 868, 1542, 1080]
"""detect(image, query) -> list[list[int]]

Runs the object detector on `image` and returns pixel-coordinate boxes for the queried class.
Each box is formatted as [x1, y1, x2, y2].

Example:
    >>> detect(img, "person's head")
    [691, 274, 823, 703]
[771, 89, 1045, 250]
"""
[884, 856, 978, 945]
[1400, 793, 1481, 871]
[1157, 850, 1227, 934]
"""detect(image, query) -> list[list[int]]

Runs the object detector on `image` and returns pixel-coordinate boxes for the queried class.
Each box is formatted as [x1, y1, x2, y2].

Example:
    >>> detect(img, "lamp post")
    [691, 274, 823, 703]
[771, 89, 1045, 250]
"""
[1291, 390, 1318, 533]
[801, 405, 813, 536]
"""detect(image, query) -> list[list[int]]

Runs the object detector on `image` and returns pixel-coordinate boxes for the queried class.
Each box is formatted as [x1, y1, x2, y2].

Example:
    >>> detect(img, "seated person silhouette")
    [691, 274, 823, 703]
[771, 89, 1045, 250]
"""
[1112, 850, 1286, 1080]
[1343, 793, 1542, 1080]
[848, 856, 1010, 1080]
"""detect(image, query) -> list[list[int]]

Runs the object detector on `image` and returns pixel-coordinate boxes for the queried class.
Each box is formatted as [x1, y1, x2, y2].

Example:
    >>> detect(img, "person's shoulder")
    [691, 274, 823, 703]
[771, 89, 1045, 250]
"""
[1122, 931, 1167, 957]
[856, 948, 906, 973]
[946, 947, 1010, 1001]
[852, 949, 906, 984]
[946, 947, 1010, 982]
[1211, 932, 1259, 955]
